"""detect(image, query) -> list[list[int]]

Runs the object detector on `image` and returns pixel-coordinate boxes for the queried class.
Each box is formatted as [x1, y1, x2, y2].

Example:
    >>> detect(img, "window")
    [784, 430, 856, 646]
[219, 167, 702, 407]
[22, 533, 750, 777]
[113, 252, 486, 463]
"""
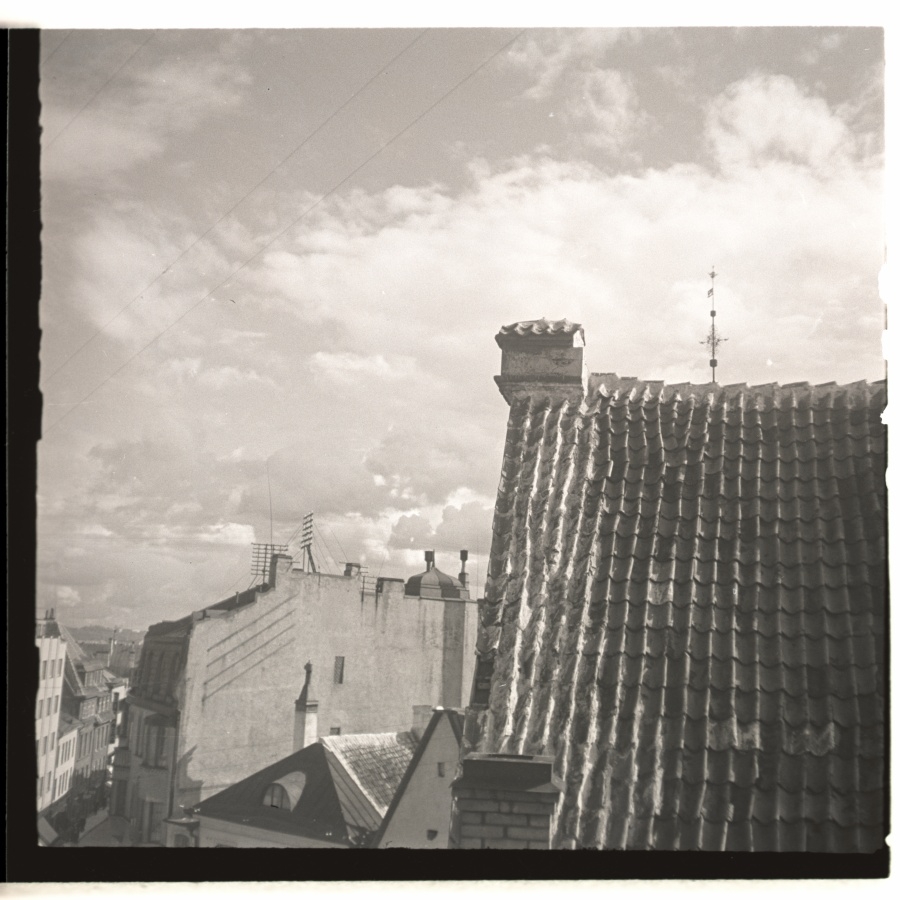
[38, 698, 43, 718]
[329, 726, 341, 736]
[437, 762, 445, 778]
[51, 733, 55, 750]
[58, 658, 63, 677]
[54, 695, 59, 714]
[52, 777, 58, 801]
[42, 736, 48, 756]
[333, 656, 345, 684]
[147, 801, 164, 843]
[42, 660, 47, 680]
[263, 784, 290, 809]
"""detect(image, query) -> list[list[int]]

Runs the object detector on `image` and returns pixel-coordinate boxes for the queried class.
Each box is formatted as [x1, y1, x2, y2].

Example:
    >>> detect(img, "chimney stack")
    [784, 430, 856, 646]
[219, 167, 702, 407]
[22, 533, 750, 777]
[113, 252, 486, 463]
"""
[458, 550, 468, 587]
[450, 754, 563, 849]
[494, 319, 587, 406]
[293, 661, 318, 751]
[425, 550, 435, 571]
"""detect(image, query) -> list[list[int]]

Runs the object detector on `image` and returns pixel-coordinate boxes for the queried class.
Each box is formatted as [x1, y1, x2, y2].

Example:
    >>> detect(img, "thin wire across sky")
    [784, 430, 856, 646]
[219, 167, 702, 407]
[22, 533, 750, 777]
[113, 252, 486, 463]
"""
[43, 30, 525, 435]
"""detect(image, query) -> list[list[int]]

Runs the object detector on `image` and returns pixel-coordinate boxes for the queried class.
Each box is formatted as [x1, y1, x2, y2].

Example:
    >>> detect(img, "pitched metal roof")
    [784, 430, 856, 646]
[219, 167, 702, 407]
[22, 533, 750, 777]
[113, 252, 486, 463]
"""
[469, 375, 886, 851]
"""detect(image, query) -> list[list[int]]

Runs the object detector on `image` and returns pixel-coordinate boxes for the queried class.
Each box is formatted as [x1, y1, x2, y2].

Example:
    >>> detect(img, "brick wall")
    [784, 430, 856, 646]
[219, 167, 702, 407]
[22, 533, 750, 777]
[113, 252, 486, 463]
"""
[450, 754, 562, 850]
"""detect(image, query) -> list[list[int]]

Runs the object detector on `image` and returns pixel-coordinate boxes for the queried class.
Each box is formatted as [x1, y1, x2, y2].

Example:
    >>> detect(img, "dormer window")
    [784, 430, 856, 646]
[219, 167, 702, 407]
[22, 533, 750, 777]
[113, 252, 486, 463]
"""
[262, 772, 307, 812]
[263, 784, 290, 809]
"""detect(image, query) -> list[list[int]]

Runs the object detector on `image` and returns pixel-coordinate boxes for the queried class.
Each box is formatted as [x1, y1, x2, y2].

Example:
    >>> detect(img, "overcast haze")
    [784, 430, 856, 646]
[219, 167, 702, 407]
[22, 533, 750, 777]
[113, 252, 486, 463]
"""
[37, 27, 885, 630]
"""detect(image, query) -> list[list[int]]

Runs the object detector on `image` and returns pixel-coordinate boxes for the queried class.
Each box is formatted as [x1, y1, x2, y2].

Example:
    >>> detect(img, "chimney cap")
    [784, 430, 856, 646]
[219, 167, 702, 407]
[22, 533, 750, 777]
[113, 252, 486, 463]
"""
[495, 318, 584, 347]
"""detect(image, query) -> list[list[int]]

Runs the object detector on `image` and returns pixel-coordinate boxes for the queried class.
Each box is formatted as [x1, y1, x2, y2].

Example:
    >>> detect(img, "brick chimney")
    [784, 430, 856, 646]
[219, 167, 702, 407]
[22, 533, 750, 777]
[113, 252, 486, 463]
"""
[494, 318, 587, 406]
[293, 662, 318, 751]
[450, 753, 563, 849]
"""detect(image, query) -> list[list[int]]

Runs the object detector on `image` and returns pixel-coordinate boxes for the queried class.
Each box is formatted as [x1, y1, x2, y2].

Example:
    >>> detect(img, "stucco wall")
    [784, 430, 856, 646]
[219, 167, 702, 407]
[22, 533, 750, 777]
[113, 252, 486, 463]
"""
[377, 714, 460, 849]
[196, 815, 345, 848]
[36, 633, 66, 812]
[175, 563, 477, 808]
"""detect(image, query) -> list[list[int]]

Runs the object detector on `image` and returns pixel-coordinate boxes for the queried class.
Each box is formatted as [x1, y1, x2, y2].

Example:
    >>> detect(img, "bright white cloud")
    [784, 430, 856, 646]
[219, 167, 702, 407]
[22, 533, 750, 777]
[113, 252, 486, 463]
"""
[706, 74, 854, 171]
[308, 351, 417, 384]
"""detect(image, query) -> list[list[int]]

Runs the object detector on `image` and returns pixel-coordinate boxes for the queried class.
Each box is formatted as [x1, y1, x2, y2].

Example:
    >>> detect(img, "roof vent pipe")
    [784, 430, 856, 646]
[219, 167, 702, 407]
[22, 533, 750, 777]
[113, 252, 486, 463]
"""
[424, 550, 435, 571]
[459, 549, 468, 587]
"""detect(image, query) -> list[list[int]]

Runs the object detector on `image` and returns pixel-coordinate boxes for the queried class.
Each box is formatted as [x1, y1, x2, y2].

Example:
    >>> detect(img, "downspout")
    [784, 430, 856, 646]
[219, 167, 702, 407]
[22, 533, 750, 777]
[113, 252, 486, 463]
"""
[167, 713, 180, 830]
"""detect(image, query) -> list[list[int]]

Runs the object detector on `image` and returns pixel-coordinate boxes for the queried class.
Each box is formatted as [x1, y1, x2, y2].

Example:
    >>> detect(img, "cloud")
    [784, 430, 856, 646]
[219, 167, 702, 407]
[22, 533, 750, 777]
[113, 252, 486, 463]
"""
[506, 29, 629, 101]
[705, 74, 855, 171]
[308, 352, 417, 385]
[42, 34, 253, 181]
[570, 69, 648, 155]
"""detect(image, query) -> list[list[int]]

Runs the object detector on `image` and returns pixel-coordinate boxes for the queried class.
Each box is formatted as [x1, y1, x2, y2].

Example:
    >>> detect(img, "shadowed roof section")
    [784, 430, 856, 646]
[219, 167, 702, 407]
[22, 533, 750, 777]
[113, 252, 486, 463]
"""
[468, 368, 886, 851]
[194, 741, 351, 845]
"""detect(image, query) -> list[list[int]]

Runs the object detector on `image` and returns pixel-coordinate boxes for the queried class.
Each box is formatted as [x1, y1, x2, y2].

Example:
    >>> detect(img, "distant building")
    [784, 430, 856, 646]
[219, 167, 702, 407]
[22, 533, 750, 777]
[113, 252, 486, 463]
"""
[35, 611, 66, 814]
[113, 554, 477, 844]
[57, 623, 117, 831]
[184, 728, 419, 848]
[374, 706, 464, 849]
[450, 319, 886, 851]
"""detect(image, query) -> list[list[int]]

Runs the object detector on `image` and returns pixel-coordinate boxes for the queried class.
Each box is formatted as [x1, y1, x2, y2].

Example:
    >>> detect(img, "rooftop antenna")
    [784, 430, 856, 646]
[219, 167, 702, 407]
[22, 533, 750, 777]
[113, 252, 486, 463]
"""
[299, 512, 317, 573]
[266, 459, 274, 544]
[701, 266, 727, 383]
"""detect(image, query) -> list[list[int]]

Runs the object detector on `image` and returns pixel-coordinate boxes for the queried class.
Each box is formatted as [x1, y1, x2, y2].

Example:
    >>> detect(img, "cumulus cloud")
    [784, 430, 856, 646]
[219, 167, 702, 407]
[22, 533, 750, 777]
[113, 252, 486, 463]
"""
[42, 33, 253, 181]
[308, 352, 417, 385]
[506, 29, 629, 101]
[705, 74, 855, 171]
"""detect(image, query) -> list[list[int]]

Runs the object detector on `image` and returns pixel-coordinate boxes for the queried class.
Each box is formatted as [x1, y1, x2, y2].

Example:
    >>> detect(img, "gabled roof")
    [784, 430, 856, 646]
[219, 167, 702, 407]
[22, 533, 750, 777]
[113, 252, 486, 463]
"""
[372, 708, 463, 847]
[194, 742, 351, 845]
[470, 371, 886, 852]
[56, 622, 88, 664]
[319, 731, 419, 816]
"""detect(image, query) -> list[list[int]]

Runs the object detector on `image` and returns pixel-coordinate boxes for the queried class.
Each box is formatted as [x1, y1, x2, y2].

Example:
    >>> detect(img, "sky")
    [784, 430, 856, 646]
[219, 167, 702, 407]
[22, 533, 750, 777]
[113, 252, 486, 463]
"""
[36, 25, 886, 631]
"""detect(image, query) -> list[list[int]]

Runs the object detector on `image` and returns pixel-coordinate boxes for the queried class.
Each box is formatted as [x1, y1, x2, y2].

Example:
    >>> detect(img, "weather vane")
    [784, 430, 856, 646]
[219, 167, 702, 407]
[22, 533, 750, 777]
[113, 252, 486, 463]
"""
[701, 266, 726, 383]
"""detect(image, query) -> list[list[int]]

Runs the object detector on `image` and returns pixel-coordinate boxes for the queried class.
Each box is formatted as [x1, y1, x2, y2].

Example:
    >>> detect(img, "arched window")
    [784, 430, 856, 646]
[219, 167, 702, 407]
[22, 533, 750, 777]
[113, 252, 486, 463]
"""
[263, 784, 290, 809]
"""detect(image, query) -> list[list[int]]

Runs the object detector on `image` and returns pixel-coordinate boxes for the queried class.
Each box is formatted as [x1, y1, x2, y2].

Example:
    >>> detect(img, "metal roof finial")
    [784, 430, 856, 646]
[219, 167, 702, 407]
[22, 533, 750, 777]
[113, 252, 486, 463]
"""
[701, 266, 727, 383]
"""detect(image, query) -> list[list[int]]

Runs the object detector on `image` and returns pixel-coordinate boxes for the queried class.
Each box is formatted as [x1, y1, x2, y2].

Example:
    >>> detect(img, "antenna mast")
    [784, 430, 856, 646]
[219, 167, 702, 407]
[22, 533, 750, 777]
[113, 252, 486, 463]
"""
[702, 266, 727, 383]
[299, 512, 317, 573]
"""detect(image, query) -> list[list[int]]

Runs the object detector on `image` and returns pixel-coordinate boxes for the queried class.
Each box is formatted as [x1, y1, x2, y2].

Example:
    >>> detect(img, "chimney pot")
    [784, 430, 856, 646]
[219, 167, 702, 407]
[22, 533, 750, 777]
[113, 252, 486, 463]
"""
[494, 319, 587, 406]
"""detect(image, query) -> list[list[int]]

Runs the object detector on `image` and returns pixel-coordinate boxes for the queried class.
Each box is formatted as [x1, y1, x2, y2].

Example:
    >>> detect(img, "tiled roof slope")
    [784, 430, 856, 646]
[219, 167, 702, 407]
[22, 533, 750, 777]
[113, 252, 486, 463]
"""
[471, 375, 886, 852]
[320, 731, 419, 815]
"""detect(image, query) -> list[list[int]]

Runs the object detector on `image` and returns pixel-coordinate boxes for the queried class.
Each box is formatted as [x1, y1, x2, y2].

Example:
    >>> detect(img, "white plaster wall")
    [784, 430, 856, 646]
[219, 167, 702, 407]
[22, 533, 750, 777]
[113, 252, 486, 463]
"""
[377, 714, 460, 849]
[175, 565, 476, 809]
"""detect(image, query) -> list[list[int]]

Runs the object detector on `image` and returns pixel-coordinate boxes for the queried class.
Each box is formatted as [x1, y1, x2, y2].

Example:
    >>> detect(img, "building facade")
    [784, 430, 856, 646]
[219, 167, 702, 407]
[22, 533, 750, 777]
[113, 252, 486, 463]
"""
[114, 556, 477, 844]
[374, 707, 464, 849]
[36, 612, 67, 813]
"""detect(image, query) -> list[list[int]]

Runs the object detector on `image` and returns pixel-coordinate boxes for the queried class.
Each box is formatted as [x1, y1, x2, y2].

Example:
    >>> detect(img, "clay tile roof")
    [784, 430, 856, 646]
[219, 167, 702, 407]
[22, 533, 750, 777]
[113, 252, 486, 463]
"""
[319, 731, 419, 815]
[497, 318, 584, 337]
[471, 374, 886, 852]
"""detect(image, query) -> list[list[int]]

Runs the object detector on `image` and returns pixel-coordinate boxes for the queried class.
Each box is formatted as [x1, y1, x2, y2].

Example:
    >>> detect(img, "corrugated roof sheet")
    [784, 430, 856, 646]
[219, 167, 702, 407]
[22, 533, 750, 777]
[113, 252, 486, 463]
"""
[320, 731, 419, 815]
[469, 375, 886, 852]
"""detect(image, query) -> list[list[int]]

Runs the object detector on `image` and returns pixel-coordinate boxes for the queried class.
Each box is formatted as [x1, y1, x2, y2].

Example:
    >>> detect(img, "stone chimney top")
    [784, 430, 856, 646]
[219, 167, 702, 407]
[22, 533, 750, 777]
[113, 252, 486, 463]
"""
[494, 318, 588, 406]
